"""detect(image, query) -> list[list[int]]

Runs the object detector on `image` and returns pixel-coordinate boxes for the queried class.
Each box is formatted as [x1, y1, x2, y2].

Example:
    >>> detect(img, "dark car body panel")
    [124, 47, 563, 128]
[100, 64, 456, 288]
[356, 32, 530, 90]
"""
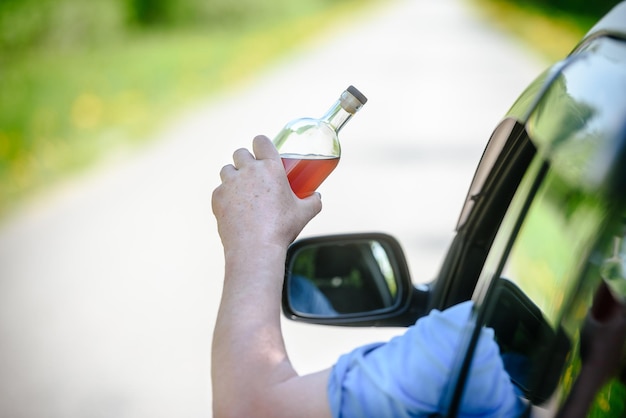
[440, 4, 626, 414]
[430, 4, 626, 315]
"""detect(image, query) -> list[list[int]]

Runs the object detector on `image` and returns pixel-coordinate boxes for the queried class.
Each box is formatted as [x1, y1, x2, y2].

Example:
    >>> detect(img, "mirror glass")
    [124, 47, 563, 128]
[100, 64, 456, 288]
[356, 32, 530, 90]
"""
[286, 238, 402, 317]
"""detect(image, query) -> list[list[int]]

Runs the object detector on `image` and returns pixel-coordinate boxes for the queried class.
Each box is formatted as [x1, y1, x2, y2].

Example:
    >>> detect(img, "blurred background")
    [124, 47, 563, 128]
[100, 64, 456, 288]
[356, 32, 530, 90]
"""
[0, 0, 620, 417]
[1, 0, 387, 213]
[0, 0, 615, 212]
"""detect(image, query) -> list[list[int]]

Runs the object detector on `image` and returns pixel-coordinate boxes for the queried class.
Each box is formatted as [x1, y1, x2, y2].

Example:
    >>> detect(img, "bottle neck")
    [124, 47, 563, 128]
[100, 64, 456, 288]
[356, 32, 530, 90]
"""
[321, 100, 353, 133]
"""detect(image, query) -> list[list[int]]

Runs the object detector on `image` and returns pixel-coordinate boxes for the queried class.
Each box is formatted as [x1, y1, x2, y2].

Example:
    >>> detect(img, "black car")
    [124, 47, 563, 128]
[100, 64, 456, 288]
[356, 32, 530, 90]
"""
[282, 2, 626, 417]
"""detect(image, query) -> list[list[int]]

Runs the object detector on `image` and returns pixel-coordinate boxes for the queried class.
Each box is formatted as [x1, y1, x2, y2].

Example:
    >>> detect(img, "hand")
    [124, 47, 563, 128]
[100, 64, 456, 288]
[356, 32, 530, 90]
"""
[212, 135, 322, 253]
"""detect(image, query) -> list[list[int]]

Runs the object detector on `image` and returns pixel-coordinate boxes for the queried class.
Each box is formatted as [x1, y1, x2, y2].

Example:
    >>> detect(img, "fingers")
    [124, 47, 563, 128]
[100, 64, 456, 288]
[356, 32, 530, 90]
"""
[227, 136, 277, 173]
[252, 135, 280, 161]
[218, 136, 277, 184]
[219, 164, 236, 181]
[232, 147, 255, 169]
[221, 145, 258, 182]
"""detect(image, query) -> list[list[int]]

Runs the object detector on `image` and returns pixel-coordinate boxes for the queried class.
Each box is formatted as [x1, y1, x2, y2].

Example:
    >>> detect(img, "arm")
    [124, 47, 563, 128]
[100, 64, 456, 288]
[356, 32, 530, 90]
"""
[211, 135, 332, 418]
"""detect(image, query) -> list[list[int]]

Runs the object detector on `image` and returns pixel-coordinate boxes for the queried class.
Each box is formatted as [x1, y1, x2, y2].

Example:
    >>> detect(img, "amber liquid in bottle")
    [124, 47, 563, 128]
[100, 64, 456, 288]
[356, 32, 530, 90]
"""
[273, 86, 367, 198]
[281, 155, 340, 199]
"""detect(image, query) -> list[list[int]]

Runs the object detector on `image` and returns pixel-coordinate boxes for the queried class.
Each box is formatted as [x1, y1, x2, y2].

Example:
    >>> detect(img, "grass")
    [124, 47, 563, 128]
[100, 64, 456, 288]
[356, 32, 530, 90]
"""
[0, 0, 383, 219]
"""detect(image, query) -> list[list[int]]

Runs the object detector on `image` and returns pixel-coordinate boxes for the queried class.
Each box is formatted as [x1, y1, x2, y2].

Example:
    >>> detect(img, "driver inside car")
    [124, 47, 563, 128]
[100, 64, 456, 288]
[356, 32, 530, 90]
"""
[211, 135, 525, 418]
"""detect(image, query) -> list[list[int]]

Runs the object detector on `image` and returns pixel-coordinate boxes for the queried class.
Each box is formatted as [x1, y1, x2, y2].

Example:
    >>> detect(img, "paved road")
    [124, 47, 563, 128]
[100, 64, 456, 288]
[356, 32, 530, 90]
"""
[0, 0, 547, 416]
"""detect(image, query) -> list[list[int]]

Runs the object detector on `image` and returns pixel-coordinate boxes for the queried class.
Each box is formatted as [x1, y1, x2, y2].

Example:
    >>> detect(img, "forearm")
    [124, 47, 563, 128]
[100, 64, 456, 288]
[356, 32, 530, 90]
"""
[211, 136, 329, 417]
[212, 244, 296, 416]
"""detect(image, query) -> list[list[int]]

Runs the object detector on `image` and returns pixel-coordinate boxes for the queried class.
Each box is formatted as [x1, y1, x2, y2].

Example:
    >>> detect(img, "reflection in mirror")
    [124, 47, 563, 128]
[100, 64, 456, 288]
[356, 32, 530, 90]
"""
[287, 239, 400, 317]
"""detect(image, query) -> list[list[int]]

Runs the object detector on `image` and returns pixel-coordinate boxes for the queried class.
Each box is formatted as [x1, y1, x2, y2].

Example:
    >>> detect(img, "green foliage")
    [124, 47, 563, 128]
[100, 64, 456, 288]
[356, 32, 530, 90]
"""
[471, 0, 594, 61]
[0, 0, 380, 217]
[0, 0, 346, 53]
[125, 0, 173, 26]
[0, 0, 125, 55]
[505, 0, 620, 20]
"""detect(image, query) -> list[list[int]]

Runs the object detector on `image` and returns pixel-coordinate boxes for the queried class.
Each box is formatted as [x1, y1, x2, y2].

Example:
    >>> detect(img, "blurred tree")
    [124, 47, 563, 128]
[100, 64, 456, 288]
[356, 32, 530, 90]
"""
[125, 0, 175, 26]
[0, 0, 124, 54]
[507, 0, 620, 20]
[123, 0, 331, 28]
[0, 0, 352, 49]
[0, 0, 52, 52]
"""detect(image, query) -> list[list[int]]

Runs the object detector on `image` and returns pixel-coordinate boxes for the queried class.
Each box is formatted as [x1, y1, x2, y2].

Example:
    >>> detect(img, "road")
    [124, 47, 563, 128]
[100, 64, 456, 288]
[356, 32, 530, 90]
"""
[0, 0, 547, 416]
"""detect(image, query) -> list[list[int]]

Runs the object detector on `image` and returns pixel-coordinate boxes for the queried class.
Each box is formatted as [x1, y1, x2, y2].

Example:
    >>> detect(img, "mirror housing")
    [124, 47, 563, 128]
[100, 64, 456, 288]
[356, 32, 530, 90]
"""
[282, 233, 430, 326]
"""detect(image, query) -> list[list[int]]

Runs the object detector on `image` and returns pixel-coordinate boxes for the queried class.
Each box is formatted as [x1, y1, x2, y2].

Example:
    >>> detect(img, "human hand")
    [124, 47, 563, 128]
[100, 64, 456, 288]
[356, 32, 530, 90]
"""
[212, 135, 322, 254]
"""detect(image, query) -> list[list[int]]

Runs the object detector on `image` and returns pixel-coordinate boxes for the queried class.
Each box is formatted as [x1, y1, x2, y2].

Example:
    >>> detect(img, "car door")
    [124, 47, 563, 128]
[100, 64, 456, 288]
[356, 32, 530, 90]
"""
[441, 9, 626, 415]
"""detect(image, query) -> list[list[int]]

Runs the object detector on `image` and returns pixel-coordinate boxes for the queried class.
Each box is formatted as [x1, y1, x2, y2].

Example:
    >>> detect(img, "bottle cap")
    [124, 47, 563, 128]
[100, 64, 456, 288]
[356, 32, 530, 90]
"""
[340, 85, 367, 114]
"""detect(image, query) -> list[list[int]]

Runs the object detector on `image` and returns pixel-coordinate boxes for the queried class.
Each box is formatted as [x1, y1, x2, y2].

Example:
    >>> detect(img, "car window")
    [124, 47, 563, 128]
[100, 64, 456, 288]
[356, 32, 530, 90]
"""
[468, 143, 626, 415]
[456, 119, 511, 230]
[455, 32, 626, 416]
[553, 229, 626, 417]
[431, 118, 536, 311]
[497, 166, 606, 327]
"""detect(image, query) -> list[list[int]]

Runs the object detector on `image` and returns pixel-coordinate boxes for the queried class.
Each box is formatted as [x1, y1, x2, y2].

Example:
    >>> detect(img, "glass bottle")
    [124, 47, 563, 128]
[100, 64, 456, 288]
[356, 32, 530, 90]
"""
[273, 85, 367, 198]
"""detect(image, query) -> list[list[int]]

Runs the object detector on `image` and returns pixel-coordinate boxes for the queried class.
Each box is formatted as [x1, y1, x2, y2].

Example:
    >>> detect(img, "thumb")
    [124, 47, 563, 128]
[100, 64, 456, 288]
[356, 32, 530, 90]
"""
[299, 192, 323, 219]
[252, 135, 280, 161]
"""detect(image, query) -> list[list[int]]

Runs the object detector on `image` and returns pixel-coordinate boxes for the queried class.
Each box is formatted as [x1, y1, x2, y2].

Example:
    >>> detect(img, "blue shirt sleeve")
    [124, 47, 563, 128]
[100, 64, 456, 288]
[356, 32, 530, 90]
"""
[327, 301, 525, 418]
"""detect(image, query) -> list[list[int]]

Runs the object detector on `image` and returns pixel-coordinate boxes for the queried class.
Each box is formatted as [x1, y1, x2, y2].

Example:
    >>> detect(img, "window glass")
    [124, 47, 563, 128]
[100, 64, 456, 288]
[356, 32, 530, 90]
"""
[554, 225, 626, 417]
[456, 118, 520, 229]
[474, 151, 626, 417]
[490, 166, 608, 406]
[500, 170, 606, 328]
[471, 143, 626, 411]
[471, 147, 543, 304]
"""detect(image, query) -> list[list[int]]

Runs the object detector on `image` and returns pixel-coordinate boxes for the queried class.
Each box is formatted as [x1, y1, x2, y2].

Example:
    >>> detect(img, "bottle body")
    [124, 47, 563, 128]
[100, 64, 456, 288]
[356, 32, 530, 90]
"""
[273, 86, 367, 198]
[275, 116, 341, 198]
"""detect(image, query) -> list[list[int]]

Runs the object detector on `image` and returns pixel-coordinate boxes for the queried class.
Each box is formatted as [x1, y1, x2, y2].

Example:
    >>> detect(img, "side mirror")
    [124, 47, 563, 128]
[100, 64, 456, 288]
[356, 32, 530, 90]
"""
[282, 233, 429, 326]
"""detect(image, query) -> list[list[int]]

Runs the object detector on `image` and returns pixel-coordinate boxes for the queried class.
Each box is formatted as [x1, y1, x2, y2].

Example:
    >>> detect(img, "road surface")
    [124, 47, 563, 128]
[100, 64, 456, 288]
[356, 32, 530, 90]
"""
[0, 0, 547, 416]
